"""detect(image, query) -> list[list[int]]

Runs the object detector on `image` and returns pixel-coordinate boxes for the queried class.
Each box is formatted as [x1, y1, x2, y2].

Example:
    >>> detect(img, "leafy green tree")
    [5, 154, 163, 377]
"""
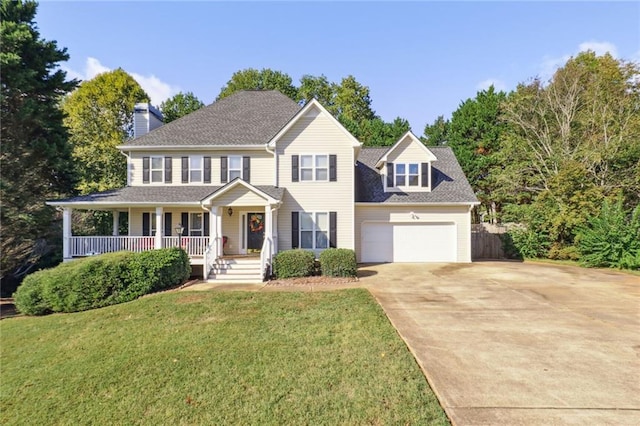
[499, 52, 640, 259]
[298, 74, 336, 110]
[62, 68, 149, 193]
[357, 117, 411, 146]
[423, 115, 450, 146]
[160, 91, 204, 123]
[216, 68, 298, 101]
[447, 86, 508, 222]
[217, 69, 406, 145]
[0, 0, 77, 287]
[334, 75, 376, 123]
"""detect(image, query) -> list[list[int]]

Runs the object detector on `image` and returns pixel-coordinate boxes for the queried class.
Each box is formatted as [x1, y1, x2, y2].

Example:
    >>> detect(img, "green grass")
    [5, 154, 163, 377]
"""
[1, 289, 448, 425]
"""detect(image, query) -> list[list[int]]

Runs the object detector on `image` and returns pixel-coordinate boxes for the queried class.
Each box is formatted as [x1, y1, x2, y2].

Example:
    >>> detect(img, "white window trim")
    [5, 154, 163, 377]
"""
[150, 156, 164, 183]
[189, 155, 203, 183]
[228, 155, 242, 181]
[395, 162, 419, 188]
[299, 154, 329, 182]
[189, 212, 203, 236]
[299, 211, 329, 250]
[146, 212, 157, 235]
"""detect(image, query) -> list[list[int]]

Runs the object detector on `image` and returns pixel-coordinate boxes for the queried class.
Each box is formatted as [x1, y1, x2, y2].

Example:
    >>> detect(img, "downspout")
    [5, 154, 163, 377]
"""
[120, 151, 131, 186]
[265, 144, 277, 187]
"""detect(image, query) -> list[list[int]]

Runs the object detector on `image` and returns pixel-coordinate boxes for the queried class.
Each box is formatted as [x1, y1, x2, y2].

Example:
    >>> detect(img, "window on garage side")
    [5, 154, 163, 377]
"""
[299, 212, 329, 249]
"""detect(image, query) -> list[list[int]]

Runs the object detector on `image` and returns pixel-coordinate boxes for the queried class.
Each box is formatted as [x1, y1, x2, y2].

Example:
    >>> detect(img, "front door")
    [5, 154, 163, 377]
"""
[247, 212, 265, 253]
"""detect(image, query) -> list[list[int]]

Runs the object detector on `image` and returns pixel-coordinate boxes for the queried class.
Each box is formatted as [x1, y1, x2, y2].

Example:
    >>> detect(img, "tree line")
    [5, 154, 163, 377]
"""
[2, 0, 638, 293]
[424, 52, 639, 267]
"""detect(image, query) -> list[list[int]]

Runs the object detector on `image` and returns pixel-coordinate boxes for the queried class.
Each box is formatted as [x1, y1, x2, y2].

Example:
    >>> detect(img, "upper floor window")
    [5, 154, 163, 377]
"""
[190, 156, 203, 183]
[228, 156, 242, 181]
[221, 156, 249, 183]
[293, 154, 336, 182]
[182, 156, 211, 184]
[150, 156, 164, 183]
[395, 163, 419, 187]
[143, 156, 171, 184]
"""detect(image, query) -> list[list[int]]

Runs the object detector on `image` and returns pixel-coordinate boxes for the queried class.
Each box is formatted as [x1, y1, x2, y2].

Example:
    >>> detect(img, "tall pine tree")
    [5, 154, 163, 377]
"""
[1, 0, 77, 288]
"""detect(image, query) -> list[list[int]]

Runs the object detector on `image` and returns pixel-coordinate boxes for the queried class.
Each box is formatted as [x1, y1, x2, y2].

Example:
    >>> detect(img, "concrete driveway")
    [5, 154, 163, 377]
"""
[360, 262, 640, 425]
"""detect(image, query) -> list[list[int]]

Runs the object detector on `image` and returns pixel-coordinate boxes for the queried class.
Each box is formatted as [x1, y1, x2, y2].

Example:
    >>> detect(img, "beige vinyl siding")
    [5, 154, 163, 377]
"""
[128, 150, 274, 186]
[221, 209, 240, 254]
[355, 204, 472, 262]
[384, 138, 434, 193]
[212, 186, 268, 206]
[276, 107, 356, 251]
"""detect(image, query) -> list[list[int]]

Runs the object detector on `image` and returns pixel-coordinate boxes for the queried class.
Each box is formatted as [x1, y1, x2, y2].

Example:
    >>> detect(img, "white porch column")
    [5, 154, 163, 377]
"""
[216, 207, 223, 256]
[112, 211, 120, 236]
[265, 205, 273, 249]
[155, 207, 163, 249]
[272, 208, 278, 253]
[62, 207, 72, 261]
[210, 206, 218, 254]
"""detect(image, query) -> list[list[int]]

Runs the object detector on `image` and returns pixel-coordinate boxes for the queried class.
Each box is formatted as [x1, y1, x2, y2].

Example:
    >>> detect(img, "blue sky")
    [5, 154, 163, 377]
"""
[37, 1, 639, 134]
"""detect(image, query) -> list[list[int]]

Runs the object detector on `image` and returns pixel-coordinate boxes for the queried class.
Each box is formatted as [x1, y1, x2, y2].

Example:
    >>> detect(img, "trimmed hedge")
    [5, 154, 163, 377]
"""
[14, 248, 191, 316]
[273, 249, 315, 279]
[319, 248, 357, 277]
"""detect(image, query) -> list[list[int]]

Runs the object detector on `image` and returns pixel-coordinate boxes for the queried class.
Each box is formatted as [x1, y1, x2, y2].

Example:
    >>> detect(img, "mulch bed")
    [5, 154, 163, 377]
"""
[265, 276, 359, 287]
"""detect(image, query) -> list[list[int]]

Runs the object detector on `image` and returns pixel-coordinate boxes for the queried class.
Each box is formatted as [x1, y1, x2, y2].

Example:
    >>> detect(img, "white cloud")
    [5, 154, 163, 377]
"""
[61, 57, 180, 106]
[539, 41, 619, 82]
[578, 41, 618, 58]
[129, 72, 178, 107]
[476, 78, 507, 92]
[84, 57, 111, 79]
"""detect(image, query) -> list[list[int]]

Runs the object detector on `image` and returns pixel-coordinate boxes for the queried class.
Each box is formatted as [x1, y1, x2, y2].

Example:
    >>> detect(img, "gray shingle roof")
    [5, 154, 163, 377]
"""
[355, 147, 478, 204]
[50, 185, 285, 205]
[126, 91, 302, 147]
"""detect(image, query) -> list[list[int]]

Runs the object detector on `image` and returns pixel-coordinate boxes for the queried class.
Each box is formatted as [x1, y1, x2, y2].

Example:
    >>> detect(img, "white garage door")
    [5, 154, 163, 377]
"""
[361, 222, 456, 262]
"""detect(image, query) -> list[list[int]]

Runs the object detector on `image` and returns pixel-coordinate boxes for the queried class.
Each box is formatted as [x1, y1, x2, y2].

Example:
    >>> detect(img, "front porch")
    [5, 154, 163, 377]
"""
[53, 181, 284, 282]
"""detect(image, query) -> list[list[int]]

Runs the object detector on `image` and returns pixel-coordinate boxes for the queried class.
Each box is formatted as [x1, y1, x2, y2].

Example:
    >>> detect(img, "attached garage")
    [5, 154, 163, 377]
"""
[361, 222, 456, 263]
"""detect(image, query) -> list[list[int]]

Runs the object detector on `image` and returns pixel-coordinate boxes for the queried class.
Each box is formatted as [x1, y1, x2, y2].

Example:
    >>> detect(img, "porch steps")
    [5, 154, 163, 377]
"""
[207, 257, 263, 283]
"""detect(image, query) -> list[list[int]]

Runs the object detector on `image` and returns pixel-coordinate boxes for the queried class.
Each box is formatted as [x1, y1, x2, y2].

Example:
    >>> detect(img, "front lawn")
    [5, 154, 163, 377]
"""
[1, 289, 448, 425]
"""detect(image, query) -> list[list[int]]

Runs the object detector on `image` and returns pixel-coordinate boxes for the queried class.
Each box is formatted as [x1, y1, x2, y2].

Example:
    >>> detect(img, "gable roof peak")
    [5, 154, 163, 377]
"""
[375, 130, 437, 168]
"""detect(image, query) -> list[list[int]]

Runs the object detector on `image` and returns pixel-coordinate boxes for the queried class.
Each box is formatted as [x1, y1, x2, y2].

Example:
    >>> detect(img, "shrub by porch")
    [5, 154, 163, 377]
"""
[319, 248, 357, 277]
[14, 248, 190, 315]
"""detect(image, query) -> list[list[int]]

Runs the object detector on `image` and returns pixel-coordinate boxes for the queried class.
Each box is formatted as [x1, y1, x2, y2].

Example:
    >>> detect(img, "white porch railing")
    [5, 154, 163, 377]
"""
[203, 236, 223, 279]
[70, 236, 210, 258]
[260, 237, 273, 280]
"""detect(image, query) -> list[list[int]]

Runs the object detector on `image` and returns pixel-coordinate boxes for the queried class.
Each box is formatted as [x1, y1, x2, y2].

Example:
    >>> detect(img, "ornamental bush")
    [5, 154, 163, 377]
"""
[319, 248, 357, 277]
[273, 249, 315, 279]
[576, 199, 640, 270]
[14, 248, 191, 315]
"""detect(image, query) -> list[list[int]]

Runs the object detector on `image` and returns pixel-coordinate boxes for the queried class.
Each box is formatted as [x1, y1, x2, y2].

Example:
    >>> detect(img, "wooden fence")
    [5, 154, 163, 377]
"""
[471, 224, 510, 260]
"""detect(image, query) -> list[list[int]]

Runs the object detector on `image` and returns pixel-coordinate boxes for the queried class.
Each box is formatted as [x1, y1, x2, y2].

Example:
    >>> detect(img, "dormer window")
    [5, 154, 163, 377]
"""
[395, 163, 419, 187]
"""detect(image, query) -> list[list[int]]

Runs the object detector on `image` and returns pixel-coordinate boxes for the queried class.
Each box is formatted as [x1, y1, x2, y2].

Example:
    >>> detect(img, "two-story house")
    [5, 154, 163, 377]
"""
[48, 90, 478, 281]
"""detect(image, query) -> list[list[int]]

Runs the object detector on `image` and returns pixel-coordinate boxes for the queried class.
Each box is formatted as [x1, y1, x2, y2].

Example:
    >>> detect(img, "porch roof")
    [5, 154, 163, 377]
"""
[47, 185, 285, 208]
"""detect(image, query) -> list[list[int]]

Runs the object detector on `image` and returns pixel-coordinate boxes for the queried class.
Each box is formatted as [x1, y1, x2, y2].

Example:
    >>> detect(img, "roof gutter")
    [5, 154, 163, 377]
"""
[116, 145, 267, 151]
[355, 201, 480, 206]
